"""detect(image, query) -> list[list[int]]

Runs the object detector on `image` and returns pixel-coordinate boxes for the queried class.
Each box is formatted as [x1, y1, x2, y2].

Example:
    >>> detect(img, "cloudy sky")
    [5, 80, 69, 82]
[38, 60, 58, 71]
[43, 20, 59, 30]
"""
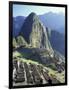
[13, 4, 65, 17]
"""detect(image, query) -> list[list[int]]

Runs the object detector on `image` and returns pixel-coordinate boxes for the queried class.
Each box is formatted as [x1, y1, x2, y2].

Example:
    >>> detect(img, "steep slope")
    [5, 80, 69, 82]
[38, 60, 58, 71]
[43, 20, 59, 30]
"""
[39, 12, 65, 34]
[13, 16, 25, 37]
[19, 12, 53, 52]
[49, 31, 65, 56]
[16, 36, 28, 47]
[13, 12, 65, 37]
[13, 38, 17, 48]
[13, 13, 65, 56]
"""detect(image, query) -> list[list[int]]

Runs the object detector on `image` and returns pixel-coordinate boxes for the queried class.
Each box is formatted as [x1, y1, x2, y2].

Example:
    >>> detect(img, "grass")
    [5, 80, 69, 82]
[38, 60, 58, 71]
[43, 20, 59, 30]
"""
[13, 51, 65, 83]
[13, 51, 39, 65]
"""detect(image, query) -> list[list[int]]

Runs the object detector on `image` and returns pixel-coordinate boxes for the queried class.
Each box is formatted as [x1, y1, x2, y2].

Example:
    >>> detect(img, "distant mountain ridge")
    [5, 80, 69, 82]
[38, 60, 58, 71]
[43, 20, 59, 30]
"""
[13, 12, 65, 56]
[13, 16, 25, 37]
[39, 12, 65, 34]
[13, 12, 65, 37]
[47, 30, 65, 56]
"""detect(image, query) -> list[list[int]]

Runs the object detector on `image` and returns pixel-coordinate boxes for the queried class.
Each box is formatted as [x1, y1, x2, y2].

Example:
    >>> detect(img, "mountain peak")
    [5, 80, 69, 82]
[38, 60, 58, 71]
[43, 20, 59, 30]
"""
[27, 12, 39, 22]
[29, 12, 36, 17]
[19, 12, 53, 52]
[20, 12, 39, 43]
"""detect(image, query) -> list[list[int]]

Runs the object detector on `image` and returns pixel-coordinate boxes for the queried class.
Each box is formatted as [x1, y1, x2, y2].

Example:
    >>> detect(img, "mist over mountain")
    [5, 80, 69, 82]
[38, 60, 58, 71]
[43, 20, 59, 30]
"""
[39, 12, 65, 34]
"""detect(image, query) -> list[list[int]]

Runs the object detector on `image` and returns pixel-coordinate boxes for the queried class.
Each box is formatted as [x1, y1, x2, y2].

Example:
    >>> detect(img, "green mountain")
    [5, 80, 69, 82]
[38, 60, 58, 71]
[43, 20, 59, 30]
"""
[18, 13, 53, 52]
[16, 35, 28, 47]
[13, 38, 17, 48]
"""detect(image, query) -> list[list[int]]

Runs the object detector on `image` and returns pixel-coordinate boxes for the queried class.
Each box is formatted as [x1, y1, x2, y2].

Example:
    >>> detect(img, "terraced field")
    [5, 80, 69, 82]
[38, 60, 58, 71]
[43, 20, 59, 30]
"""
[13, 49, 65, 86]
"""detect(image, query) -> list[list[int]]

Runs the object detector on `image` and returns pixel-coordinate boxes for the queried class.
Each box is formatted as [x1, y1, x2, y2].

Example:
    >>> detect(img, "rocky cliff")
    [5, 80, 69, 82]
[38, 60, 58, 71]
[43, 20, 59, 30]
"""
[18, 12, 53, 53]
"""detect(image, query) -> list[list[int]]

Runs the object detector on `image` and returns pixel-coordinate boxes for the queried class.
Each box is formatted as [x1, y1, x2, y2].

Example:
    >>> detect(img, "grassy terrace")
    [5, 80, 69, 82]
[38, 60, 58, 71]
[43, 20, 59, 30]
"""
[13, 51, 65, 83]
[13, 51, 39, 64]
